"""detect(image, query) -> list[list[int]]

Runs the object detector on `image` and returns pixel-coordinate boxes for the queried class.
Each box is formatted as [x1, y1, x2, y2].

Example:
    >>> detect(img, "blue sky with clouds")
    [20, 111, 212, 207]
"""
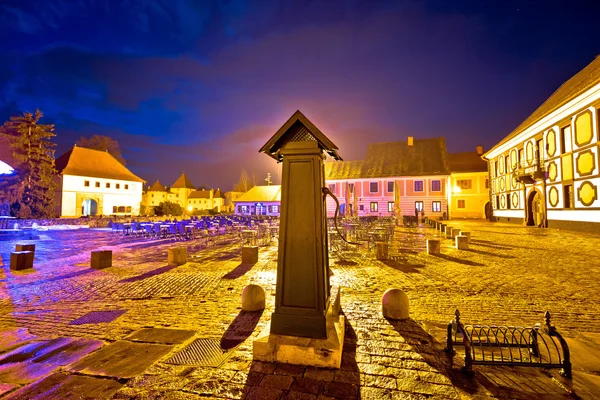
[1, 0, 599, 189]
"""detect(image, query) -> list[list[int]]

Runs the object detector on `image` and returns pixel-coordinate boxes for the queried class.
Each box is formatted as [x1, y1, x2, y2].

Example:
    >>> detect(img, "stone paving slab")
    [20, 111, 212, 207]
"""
[0, 337, 103, 385]
[68, 340, 174, 379]
[0, 328, 36, 354]
[5, 371, 123, 399]
[125, 328, 197, 344]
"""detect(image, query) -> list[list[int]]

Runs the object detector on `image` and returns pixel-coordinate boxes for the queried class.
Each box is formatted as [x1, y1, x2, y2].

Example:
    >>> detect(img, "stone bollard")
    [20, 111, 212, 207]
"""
[382, 289, 409, 320]
[445, 227, 454, 239]
[426, 239, 440, 255]
[10, 251, 34, 271]
[241, 284, 265, 311]
[91, 250, 112, 269]
[451, 228, 461, 238]
[440, 224, 446, 233]
[16, 244, 35, 257]
[376, 242, 389, 261]
[460, 232, 471, 242]
[242, 246, 259, 264]
[167, 247, 187, 266]
[456, 235, 469, 250]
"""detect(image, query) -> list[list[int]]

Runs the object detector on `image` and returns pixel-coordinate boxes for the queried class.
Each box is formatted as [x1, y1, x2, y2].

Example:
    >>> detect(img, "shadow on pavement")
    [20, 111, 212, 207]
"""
[222, 263, 255, 279]
[382, 259, 424, 273]
[221, 310, 263, 350]
[463, 248, 515, 259]
[119, 265, 177, 283]
[430, 254, 485, 266]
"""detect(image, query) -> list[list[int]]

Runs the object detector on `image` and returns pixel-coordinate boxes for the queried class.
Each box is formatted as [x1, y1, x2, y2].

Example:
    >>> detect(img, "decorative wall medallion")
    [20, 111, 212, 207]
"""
[548, 186, 559, 207]
[512, 175, 518, 189]
[548, 161, 558, 182]
[575, 149, 596, 176]
[574, 110, 593, 147]
[511, 192, 519, 208]
[500, 194, 506, 208]
[526, 141, 534, 164]
[546, 129, 556, 157]
[577, 181, 598, 207]
[499, 177, 505, 191]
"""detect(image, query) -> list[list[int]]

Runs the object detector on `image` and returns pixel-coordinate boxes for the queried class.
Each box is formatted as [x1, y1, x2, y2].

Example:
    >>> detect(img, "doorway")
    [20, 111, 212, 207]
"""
[82, 199, 98, 216]
[526, 190, 544, 227]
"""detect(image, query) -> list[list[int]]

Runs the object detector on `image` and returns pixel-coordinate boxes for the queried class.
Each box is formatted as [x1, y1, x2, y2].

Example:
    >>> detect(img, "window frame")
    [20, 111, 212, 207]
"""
[370, 202, 378, 212]
[84, 180, 90, 187]
[414, 180, 424, 192]
[369, 182, 379, 193]
[457, 199, 466, 209]
[415, 201, 423, 212]
[432, 201, 441, 212]
[387, 201, 394, 212]
[387, 181, 394, 193]
[431, 180, 441, 192]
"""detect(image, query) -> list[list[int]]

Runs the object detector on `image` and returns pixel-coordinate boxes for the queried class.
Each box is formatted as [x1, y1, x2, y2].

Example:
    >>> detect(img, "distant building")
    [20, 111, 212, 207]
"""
[234, 185, 282, 216]
[224, 191, 244, 213]
[483, 55, 600, 232]
[325, 137, 451, 219]
[448, 146, 490, 219]
[55, 146, 145, 217]
[142, 173, 226, 214]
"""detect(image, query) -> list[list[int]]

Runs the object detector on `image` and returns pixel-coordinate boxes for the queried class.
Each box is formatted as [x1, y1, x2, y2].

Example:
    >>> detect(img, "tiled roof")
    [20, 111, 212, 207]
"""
[189, 190, 211, 199]
[234, 185, 281, 203]
[324, 160, 364, 180]
[361, 138, 450, 177]
[148, 180, 167, 192]
[448, 152, 488, 173]
[55, 146, 145, 182]
[490, 55, 600, 153]
[171, 173, 195, 189]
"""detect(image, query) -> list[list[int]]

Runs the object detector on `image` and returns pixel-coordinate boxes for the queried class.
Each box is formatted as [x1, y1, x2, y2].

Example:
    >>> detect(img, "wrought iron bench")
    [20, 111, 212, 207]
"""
[445, 309, 571, 378]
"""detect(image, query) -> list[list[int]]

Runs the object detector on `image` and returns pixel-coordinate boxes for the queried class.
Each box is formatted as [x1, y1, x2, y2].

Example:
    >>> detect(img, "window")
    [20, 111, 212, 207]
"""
[328, 183, 336, 193]
[415, 201, 423, 212]
[95, 181, 100, 188]
[370, 202, 378, 212]
[493, 161, 498, 177]
[505, 155, 510, 173]
[125, 184, 129, 190]
[485, 178, 489, 189]
[457, 199, 466, 209]
[106, 183, 111, 188]
[414, 180, 424, 192]
[564, 185, 573, 208]
[126, 206, 132, 213]
[431, 180, 441, 192]
[151, 194, 154, 198]
[240, 205, 248, 213]
[432, 201, 441, 212]
[561, 126, 571, 154]
[388, 201, 394, 212]
[112, 206, 117, 213]
[348, 183, 355, 193]
[387, 181, 394, 193]
[272, 205, 279, 213]
[84, 180, 90, 187]
[456, 179, 472, 190]
[116, 183, 120, 189]
[118, 206, 125, 213]
[359, 204, 364, 211]
[369, 182, 378, 193]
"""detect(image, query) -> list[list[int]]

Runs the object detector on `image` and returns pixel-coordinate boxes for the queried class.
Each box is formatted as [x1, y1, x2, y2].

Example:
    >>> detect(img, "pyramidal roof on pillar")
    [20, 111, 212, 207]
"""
[260, 110, 342, 161]
[171, 172, 195, 189]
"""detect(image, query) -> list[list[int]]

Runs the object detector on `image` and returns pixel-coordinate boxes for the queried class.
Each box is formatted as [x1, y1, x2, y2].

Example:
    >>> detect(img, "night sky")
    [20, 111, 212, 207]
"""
[1, 0, 599, 190]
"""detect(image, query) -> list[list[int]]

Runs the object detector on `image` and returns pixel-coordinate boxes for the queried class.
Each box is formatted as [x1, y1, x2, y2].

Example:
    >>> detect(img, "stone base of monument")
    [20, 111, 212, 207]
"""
[253, 303, 345, 369]
[16, 244, 36, 255]
[242, 246, 259, 264]
[91, 250, 112, 270]
[168, 247, 187, 266]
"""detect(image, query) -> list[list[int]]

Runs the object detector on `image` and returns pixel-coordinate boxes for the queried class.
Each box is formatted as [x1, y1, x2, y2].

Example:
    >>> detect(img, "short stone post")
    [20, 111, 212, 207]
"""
[382, 289, 409, 320]
[376, 242, 389, 260]
[10, 251, 34, 271]
[16, 244, 35, 256]
[460, 232, 471, 242]
[426, 239, 440, 255]
[439, 223, 446, 233]
[445, 227, 454, 239]
[451, 228, 461, 238]
[167, 247, 187, 266]
[456, 235, 469, 249]
[91, 250, 112, 269]
[242, 284, 265, 311]
[242, 246, 259, 264]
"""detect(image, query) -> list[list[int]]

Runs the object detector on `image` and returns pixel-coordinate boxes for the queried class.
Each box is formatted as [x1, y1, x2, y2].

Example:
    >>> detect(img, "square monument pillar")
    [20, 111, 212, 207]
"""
[91, 250, 112, 269]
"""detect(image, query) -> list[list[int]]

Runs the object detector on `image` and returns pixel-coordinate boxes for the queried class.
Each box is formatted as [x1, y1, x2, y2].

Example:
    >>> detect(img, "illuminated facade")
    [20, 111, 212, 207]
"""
[448, 146, 490, 219]
[484, 55, 600, 232]
[234, 185, 281, 216]
[324, 138, 451, 219]
[55, 146, 144, 217]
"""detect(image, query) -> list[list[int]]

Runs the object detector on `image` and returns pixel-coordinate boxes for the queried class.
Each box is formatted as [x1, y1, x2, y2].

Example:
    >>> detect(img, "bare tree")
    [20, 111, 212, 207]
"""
[233, 169, 254, 192]
[77, 135, 126, 165]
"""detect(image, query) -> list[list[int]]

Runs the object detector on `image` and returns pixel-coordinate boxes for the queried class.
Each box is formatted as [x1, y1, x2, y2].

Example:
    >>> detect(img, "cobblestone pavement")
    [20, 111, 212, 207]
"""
[0, 221, 598, 399]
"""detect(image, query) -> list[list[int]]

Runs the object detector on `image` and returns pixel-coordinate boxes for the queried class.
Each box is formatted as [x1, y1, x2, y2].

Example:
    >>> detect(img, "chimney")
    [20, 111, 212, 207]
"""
[408, 136, 414, 146]
[476, 145, 483, 155]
